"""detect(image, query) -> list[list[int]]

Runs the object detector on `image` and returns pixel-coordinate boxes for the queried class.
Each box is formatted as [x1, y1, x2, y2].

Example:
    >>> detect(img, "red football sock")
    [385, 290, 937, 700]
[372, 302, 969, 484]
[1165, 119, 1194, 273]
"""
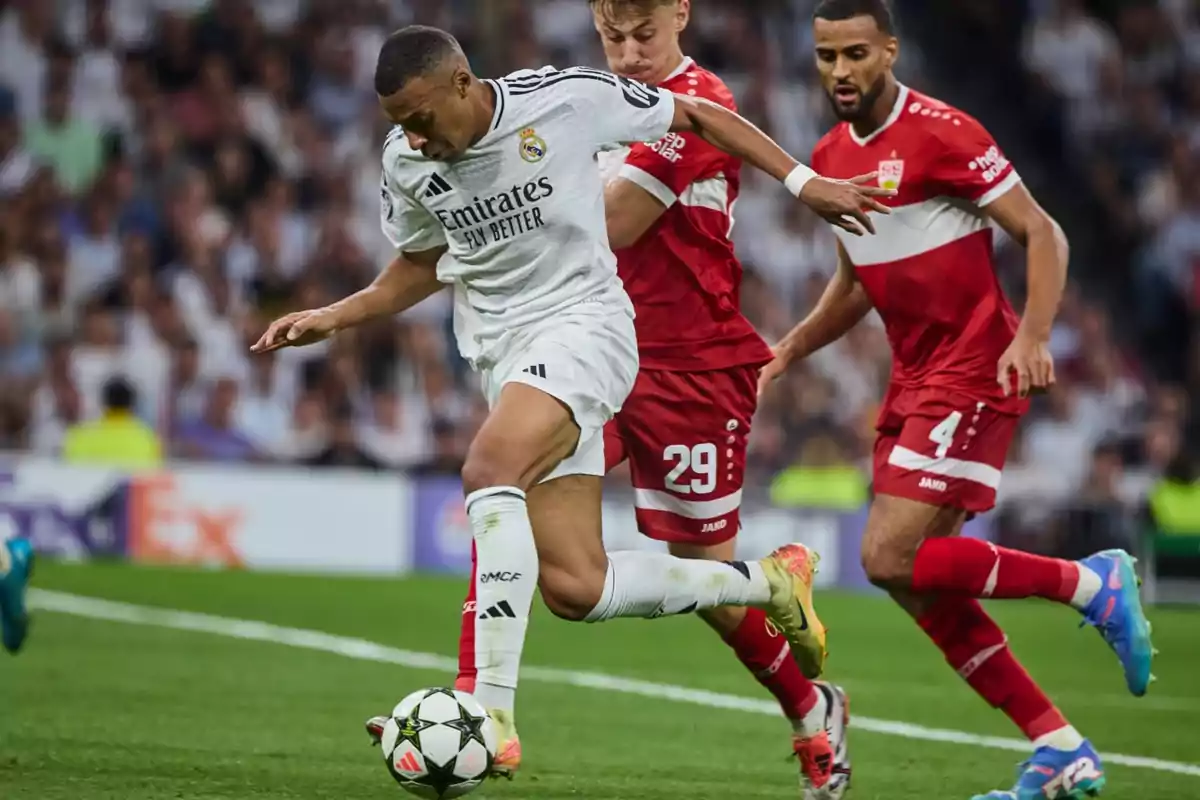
[918, 595, 1069, 741]
[454, 541, 479, 694]
[911, 537, 1080, 603]
[723, 607, 818, 720]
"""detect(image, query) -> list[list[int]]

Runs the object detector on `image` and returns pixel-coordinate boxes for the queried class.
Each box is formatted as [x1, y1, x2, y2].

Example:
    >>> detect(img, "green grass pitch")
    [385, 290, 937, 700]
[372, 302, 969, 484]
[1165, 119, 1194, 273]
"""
[2, 561, 1198, 799]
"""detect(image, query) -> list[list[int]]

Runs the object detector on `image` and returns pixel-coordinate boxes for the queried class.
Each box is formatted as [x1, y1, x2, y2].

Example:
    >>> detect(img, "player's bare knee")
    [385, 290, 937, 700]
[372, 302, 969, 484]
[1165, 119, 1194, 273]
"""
[859, 521, 920, 589]
[461, 453, 513, 495]
[539, 563, 606, 622]
[860, 496, 964, 589]
[461, 435, 535, 494]
[860, 542, 913, 589]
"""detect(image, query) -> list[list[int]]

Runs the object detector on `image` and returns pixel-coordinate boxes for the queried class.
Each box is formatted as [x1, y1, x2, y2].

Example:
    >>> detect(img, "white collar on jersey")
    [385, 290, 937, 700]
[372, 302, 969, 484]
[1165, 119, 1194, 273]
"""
[662, 56, 695, 83]
[848, 83, 910, 147]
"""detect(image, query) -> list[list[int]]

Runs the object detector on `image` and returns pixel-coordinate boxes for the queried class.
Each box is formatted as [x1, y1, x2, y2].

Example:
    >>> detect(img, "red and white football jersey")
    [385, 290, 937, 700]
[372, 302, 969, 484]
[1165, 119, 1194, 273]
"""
[812, 85, 1026, 413]
[599, 58, 772, 373]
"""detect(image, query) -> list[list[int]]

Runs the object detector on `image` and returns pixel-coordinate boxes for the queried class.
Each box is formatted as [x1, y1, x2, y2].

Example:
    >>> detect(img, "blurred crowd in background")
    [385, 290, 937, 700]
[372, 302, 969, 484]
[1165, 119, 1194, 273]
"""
[1, 0, 1199, 556]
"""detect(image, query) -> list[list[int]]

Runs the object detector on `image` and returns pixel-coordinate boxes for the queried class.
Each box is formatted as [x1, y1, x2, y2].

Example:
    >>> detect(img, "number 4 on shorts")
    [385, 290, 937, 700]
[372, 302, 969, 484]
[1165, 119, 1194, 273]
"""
[929, 411, 962, 459]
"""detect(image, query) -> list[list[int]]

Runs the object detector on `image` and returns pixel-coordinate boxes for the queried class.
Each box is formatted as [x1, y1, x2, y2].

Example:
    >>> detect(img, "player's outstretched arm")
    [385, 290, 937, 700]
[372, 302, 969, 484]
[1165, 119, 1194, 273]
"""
[668, 94, 894, 236]
[757, 242, 872, 397]
[250, 246, 447, 353]
[984, 184, 1068, 398]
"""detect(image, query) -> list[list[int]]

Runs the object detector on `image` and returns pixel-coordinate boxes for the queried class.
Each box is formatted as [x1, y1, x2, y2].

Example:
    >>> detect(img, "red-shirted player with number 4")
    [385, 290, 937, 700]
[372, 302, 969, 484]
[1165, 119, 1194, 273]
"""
[451, 1, 853, 797]
[760, 2, 1156, 799]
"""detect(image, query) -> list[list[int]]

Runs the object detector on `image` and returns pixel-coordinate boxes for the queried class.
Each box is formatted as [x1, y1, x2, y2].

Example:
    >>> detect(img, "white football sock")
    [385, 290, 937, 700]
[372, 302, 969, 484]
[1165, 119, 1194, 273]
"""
[1033, 725, 1085, 752]
[465, 487, 539, 718]
[1070, 564, 1103, 610]
[584, 551, 772, 622]
[794, 684, 828, 736]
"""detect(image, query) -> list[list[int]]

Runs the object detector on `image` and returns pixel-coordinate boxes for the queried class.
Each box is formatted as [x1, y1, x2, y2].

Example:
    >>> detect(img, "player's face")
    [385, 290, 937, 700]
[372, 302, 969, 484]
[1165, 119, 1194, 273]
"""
[592, 1, 689, 84]
[378, 68, 477, 161]
[813, 15, 898, 122]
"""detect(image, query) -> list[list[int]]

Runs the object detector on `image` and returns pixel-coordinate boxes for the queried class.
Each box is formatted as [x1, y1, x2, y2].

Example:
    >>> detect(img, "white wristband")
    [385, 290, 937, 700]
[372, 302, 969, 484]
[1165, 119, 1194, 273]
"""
[784, 164, 818, 198]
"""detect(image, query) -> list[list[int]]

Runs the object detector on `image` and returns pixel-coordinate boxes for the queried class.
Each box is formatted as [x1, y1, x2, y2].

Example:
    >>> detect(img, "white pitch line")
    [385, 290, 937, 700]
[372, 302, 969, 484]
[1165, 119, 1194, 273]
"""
[29, 589, 1200, 779]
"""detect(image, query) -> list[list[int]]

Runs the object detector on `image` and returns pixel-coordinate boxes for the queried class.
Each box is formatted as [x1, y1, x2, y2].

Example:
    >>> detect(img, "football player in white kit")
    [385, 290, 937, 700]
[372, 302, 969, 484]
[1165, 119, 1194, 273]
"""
[253, 25, 891, 776]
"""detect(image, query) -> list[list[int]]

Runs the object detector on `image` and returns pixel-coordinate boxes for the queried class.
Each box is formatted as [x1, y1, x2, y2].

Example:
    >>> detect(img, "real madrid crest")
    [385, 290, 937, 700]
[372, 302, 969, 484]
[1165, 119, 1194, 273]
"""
[519, 128, 547, 163]
[878, 158, 904, 191]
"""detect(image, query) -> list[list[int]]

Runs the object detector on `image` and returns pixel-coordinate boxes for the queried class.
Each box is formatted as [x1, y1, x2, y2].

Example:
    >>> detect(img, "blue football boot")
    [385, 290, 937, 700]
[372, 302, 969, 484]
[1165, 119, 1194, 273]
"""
[1077, 549, 1155, 696]
[0, 537, 34, 654]
[971, 741, 1105, 800]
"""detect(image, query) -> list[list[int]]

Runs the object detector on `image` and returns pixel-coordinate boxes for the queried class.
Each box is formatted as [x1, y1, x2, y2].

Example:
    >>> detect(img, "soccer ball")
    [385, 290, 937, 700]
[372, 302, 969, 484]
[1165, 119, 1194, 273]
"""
[381, 688, 496, 798]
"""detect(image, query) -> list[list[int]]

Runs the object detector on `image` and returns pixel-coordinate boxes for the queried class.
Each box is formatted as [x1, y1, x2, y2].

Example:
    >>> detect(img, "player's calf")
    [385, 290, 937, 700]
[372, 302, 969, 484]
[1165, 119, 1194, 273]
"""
[536, 534, 610, 622]
[916, 595, 1085, 748]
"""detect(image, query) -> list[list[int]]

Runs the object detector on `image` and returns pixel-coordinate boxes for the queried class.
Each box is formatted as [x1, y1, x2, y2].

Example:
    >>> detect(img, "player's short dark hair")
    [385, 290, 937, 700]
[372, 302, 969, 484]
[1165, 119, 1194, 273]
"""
[813, 0, 895, 34]
[374, 25, 465, 97]
[102, 376, 136, 412]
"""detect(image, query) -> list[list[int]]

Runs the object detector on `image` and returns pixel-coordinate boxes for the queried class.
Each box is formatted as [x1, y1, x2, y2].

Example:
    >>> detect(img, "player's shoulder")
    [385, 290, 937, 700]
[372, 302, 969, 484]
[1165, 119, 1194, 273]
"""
[499, 65, 632, 121]
[899, 88, 994, 147]
[661, 60, 736, 109]
[499, 65, 619, 98]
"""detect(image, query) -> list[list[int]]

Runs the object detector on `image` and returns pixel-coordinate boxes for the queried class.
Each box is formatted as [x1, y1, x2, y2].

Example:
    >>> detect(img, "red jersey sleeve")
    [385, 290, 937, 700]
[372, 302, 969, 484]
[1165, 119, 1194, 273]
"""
[617, 71, 735, 208]
[925, 112, 1021, 208]
[619, 130, 728, 208]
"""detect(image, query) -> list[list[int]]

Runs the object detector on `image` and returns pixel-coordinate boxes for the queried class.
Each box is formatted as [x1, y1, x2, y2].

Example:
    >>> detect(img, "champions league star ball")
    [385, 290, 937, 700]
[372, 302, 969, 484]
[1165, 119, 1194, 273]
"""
[381, 688, 497, 798]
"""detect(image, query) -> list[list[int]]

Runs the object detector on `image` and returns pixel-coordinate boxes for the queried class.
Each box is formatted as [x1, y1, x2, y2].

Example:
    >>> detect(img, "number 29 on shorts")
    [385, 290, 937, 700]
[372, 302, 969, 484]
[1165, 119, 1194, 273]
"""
[662, 443, 717, 495]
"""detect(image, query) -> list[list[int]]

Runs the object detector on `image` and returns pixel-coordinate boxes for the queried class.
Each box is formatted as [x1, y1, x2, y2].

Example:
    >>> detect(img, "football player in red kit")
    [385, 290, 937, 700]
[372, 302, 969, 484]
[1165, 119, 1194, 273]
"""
[760, 2, 1155, 799]
[454, 1, 851, 796]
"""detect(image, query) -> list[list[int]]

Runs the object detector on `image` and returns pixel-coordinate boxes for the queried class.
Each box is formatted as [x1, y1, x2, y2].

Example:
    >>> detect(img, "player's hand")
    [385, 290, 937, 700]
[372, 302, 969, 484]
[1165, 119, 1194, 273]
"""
[250, 308, 340, 353]
[996, 333, 1055, 399]
[756, 348, 790, 399]
[799, 172, 895, 236]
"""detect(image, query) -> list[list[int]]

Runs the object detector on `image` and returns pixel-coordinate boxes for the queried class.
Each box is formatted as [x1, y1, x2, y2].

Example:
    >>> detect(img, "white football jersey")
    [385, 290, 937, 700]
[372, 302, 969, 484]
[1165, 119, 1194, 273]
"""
[380, 66, 676, 365]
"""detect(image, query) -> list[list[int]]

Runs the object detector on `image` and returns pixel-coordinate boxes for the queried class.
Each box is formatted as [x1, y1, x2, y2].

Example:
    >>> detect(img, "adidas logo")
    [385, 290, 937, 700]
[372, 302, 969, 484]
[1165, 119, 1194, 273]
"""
[478, 601, 517, 619]
[395, 750, 422, 774]
[521, 364, 547, 379]
[423, 173, 452, 198]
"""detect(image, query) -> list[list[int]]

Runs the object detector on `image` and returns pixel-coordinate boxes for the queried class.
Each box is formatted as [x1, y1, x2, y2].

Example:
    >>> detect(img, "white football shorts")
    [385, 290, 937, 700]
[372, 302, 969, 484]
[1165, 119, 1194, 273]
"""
[478, 297, 638, 481]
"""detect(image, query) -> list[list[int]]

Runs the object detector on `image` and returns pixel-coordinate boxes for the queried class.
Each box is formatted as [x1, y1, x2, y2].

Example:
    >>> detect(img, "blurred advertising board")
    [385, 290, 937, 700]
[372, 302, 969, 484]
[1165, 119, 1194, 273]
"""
[0, 457, 410, 574]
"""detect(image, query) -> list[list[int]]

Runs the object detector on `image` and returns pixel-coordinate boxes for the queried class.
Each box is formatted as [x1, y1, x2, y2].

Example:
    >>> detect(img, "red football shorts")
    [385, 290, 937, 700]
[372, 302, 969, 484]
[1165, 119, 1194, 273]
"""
[604, 365, 759, 545]
[872, 387, 1021, 513]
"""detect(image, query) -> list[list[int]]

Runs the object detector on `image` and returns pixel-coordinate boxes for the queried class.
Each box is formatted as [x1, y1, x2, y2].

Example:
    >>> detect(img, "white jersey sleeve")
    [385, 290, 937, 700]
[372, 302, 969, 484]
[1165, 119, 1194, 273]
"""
[560, 68, 676, 151]
[380, 151, 447, 254]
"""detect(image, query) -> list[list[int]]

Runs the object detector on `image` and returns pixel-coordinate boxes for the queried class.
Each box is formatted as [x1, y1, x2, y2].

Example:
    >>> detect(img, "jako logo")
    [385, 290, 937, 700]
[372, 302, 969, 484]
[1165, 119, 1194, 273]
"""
[700, 519, 728, 533]
[919, 476, 947, 492]
[480, 571, 522, 583]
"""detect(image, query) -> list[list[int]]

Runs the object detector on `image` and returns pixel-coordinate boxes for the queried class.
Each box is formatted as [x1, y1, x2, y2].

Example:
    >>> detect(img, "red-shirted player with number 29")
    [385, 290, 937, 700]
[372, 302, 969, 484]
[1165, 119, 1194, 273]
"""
[759, 2, 1156, 799]
[451, 1, 852, 797]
